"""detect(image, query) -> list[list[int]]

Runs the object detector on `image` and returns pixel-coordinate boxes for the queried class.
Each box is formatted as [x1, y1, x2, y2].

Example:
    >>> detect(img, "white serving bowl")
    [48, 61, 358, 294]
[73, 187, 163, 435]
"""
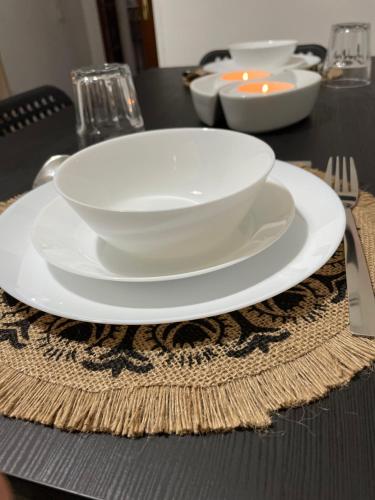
[229, 40, 297, 69]
[190, 74, 222, 126]
[219, 69, 321, 133]
[190, 70, 271, 126]
[54, 128, 275, 260]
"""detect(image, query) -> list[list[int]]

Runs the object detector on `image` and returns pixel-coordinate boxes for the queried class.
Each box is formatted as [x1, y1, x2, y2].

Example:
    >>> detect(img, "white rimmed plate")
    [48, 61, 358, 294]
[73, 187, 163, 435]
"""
[203, 53, 321, 74]
[0, 161, 345, 325]
[31, 179, 295, 282]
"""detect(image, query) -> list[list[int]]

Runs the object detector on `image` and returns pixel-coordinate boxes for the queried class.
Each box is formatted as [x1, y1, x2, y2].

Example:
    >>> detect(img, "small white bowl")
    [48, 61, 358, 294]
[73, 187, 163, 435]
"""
[229, 40, 297, 69]
[54, 128, 275, 260]
[219, 70, 321, 133]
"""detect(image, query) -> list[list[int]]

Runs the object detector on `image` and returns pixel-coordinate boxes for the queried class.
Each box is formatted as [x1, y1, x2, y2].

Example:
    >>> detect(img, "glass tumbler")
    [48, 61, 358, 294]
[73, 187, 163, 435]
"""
[71, 63, 144, 148]
[323, 22, 371, 88]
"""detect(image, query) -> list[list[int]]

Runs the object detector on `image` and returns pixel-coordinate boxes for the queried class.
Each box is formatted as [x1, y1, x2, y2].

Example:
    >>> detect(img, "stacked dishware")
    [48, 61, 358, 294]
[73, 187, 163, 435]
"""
[0, 128, 345, 325]
[191, 39, 322, 132]
[202, 39, 321, 73]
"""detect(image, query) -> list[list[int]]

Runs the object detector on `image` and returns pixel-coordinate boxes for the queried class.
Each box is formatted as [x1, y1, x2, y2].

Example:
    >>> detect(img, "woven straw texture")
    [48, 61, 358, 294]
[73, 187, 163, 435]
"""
[0, 171, 375, 437]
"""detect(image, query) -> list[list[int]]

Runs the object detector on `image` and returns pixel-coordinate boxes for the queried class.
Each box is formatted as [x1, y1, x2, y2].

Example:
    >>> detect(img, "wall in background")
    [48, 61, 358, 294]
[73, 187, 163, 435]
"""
[152, 0, 375, 66]
[0, 0, 105, 97]
[81, 0, 106, 66]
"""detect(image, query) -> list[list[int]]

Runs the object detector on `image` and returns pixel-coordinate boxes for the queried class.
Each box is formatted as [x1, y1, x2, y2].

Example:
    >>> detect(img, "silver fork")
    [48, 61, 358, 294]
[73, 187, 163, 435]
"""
[325, 156, 375, 337]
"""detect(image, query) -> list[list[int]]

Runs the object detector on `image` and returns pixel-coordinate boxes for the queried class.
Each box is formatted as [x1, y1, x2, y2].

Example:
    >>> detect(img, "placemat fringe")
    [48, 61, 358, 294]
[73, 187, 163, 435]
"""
[0, 328, 374, 436]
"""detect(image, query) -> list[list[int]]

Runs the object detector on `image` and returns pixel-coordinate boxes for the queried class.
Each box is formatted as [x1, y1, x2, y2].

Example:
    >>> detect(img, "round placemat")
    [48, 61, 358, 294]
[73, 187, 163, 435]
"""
[0, 173, 375, 437]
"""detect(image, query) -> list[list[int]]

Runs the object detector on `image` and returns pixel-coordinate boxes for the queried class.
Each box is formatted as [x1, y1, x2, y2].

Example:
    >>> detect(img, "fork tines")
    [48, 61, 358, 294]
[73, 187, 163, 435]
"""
[325, 156, 358, 197]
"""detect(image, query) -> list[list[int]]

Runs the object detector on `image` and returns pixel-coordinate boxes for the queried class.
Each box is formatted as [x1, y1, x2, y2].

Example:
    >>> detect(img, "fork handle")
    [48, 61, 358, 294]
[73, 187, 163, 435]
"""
[344, 208, 375, 337]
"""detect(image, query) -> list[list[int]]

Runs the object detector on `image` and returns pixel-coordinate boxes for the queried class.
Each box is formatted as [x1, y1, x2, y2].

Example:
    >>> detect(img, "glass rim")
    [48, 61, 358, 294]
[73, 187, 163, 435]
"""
[71, 63, 131, 80]
[332, 21, 371, 31]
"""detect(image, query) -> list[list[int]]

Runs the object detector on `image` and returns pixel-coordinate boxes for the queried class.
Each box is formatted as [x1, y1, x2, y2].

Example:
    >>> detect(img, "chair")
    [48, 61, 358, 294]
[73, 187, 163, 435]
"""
[0, 86, 72, 137]
[295, 44, 327, 61]
[199, 49, 230, 66]
[199, 44, 326, 66]
[200, 50, 230, 66]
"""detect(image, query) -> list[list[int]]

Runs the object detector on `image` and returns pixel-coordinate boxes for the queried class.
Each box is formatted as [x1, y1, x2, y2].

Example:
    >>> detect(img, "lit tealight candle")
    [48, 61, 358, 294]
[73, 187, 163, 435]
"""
[237, 81, 295, 94]
[221, 70, 271, 81]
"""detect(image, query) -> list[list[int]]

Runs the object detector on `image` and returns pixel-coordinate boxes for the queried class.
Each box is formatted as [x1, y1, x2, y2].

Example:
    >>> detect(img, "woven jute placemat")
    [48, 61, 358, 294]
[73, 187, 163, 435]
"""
[0, 171, 375, 437]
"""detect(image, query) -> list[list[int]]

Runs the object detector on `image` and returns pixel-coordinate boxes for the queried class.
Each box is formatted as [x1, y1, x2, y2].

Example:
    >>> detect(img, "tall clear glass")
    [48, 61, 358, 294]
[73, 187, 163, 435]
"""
[71, 63, 144, 148]
[323, 22, 371, 88]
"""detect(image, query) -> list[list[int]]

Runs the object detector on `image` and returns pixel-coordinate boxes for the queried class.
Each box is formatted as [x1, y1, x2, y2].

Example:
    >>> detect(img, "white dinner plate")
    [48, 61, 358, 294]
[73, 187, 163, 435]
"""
[0, 161, 345, 325]
[31, 179, 295, 282]
[203, 53, 321, 74]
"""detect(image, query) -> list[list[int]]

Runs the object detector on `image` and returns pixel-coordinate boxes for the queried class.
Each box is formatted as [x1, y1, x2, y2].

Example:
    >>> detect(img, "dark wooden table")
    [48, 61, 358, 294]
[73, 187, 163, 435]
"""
[1, 67, 375, 500]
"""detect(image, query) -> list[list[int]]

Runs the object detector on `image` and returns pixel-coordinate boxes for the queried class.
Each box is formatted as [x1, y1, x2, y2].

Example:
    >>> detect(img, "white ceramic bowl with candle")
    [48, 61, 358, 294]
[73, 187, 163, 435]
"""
[54, 128, 275, 260]
[229, 40, 297, 69]
[190, 74, 223, 126]
[190, 69, 271, 126]
[219, 69, 321, 133]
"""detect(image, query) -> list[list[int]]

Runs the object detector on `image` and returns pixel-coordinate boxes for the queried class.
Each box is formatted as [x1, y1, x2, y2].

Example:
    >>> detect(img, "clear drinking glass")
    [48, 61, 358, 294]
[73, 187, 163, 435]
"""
[71, 63, 144, 148]
[323, 22, 371, 88]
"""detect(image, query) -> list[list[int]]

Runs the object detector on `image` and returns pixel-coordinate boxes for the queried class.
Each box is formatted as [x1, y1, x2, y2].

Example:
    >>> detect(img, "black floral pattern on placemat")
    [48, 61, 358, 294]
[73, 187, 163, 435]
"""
[0, 247, 346, 378]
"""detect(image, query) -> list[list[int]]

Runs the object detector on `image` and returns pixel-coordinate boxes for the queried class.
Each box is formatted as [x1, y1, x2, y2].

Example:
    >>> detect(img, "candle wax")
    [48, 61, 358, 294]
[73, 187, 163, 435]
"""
[221, 70, 271, 81]
[237, 81, 295, 94]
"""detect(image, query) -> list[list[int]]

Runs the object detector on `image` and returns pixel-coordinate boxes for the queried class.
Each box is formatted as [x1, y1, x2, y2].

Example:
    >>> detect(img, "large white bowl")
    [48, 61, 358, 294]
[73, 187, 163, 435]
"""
[229, 40, 297, 69]
[219, 70, 321, 133]
[54, 128, 275, 260]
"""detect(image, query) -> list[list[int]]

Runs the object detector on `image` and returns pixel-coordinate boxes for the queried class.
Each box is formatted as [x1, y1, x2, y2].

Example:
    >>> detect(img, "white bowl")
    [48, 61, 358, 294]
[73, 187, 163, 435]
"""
[54, 128, 275, 260]
[219, 70, 321, 133]
[229, 40, 297, 69]
[190, 70, 271, 126]
[190, 74, 222, 126]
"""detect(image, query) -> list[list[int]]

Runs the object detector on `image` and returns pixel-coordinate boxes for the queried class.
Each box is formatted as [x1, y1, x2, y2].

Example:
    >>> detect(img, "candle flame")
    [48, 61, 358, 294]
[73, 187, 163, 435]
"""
[242, 72, 249, 81]
[261, 83, 269, 94]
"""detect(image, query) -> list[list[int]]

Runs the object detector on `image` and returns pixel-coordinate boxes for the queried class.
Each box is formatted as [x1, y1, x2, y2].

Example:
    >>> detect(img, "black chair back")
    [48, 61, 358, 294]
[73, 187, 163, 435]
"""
[200, 50, 230, 66]
[294, 44, 327, 61]
[0, 85, 72, 137]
